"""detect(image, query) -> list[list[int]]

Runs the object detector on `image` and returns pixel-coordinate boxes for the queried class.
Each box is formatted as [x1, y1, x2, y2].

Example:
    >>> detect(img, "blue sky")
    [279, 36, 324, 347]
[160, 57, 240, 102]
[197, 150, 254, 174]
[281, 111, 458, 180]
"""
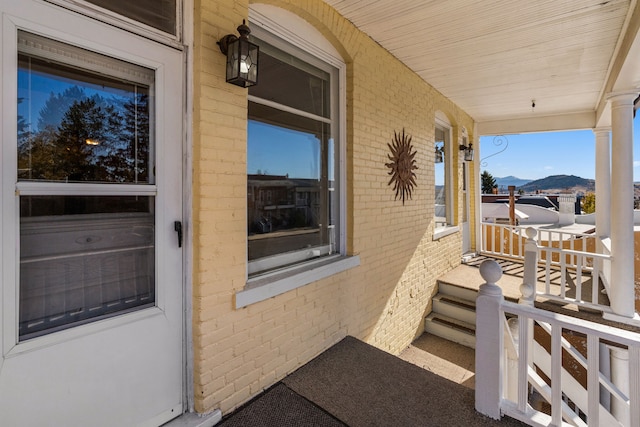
[479, 113, 640, 181]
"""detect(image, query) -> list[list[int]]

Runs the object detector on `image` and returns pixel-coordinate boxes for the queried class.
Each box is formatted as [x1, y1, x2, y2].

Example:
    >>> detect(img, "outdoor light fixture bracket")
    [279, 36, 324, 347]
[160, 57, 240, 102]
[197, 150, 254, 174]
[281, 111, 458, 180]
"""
[217, 20, 259, 88]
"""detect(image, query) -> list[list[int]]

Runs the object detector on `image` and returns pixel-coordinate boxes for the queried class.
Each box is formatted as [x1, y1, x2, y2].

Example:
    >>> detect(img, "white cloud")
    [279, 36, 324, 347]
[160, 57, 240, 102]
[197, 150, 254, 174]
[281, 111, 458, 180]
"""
[544, 165, 553, 170]
[634, 161, 640, 168]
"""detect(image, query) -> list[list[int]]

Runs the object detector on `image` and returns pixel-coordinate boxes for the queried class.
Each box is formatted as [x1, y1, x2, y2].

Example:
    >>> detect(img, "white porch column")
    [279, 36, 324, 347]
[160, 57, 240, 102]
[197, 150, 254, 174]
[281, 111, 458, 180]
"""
[610, 347, 630, 425]
[607, 92, 637, 319]
[593, 128, 611, 240]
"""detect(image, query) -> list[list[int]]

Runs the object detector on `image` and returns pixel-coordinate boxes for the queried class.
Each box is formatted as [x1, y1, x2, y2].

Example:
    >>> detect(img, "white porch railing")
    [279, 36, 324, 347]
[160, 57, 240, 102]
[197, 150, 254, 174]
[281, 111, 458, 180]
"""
[481, 223, 612, 313]
[481, 222, 598, 263]
[476, 260, 640, 427]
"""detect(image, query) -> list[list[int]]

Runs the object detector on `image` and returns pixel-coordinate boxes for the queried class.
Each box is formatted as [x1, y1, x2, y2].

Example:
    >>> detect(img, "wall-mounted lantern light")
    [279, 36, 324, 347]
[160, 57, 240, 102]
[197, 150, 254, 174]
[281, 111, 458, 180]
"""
[217, 20, 259, 88]
[459, 141, 474, 161]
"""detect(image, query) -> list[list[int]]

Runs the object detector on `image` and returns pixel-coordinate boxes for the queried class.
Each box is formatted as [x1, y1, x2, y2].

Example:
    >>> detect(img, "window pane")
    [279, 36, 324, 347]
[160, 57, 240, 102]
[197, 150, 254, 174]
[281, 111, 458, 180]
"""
[19, 196, 155, 340]
[435, 127, 447, 227]
[18, 52, 152, 184]
[247, 31, 339, 276]
[249, 41, 330, 118]
[247, 102, 333, 265]
[84, 0, 177, 35]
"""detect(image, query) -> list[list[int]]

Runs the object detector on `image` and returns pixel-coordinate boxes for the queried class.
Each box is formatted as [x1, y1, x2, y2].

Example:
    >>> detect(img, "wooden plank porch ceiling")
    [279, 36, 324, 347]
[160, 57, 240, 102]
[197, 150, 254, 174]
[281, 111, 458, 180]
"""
[324, 0, 640, 134]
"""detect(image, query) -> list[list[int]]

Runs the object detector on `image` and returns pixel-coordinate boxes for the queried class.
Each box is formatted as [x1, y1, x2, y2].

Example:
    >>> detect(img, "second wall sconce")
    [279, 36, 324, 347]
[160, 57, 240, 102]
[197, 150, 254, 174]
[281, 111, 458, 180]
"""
[459, 141, 474, 161]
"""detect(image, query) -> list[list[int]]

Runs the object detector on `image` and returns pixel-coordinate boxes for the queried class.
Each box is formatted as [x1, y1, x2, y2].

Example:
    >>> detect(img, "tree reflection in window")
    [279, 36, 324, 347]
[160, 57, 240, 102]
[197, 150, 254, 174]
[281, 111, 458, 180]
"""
[17, 56, 151, 184]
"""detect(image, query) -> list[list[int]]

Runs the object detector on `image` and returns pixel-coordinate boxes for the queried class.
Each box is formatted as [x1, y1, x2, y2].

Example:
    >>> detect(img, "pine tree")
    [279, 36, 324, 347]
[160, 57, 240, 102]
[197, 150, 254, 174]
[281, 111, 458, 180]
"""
[481, 170, 497, 194]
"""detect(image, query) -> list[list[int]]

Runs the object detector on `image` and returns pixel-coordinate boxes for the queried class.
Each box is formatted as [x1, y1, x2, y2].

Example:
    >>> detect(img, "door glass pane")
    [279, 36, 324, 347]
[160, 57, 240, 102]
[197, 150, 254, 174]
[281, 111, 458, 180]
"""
[84, 0, 177, 35]
[19, 196, 155, 340]
[18, 42, 152, 184]
[16, 32, 157, 340]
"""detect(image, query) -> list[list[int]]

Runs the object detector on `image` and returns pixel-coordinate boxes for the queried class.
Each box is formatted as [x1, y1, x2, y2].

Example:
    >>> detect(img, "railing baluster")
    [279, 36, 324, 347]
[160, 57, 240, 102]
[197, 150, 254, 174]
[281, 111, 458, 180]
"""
[551, 325, 563, 426]
[592, 256, 600, 305]
[545, 251, 552, 294]
[576, 254, 583, 303]
[570, 234, 575, 266]
[631, 346, 640, 427]
[560, 252, 567, 299]
[587, 335, 600, 427]
[492, 224, 496, 255]
[518, 314, 530, 413]
[509, 225, 514, 257]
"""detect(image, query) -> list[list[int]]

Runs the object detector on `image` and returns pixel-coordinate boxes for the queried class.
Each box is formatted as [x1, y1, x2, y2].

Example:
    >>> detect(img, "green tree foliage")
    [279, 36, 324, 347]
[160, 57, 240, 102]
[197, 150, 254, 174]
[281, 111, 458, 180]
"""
[582, 192, 596, 214]
[17, 86, 150, 183]
[481, 170, 497, 194]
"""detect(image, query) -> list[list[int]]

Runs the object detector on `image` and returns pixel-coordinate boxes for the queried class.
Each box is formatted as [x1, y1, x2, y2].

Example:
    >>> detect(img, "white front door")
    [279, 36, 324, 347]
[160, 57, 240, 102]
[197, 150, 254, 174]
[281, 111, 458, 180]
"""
[0, 3, 184, 426]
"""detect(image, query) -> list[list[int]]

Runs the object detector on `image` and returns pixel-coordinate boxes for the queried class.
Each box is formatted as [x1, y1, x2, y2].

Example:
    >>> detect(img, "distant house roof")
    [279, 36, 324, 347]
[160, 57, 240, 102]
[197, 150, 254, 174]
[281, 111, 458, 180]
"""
[482, 203, 529, 220]
[515, 196, 558, 210]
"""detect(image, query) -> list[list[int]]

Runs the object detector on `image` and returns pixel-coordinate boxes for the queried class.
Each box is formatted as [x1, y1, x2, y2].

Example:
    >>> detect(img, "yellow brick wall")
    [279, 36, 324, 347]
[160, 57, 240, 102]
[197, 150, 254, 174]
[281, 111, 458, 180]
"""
[192, 0, 478, 414]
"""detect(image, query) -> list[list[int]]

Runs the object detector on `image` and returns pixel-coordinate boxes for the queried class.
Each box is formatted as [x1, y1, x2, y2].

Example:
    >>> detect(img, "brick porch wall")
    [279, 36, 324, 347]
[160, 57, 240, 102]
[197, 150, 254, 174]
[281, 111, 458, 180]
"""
[191, 0, 476, 414]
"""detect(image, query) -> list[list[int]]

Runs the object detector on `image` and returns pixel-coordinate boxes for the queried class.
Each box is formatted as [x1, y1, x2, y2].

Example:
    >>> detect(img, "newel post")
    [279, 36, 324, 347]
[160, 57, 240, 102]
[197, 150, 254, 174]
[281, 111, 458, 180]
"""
[519, 227, 537, 404]
[475, 259, 504, 420]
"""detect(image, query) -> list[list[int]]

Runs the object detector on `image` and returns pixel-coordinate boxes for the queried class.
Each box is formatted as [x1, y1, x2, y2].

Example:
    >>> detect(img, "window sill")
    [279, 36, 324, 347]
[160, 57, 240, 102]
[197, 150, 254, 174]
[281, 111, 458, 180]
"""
[235, 255, 361, 308]
[433, 225, 459, 240]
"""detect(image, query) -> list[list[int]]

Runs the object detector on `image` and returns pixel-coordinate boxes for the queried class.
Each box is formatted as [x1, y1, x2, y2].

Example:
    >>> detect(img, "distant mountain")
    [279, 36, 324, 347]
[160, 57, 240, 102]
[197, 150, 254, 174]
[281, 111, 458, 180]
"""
[494, 176, 532, 188]
[519, 174, 595, 192]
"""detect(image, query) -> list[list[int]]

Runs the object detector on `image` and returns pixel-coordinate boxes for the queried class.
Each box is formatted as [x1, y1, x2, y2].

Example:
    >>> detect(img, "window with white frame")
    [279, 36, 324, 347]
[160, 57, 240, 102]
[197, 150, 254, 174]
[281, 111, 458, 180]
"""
[434, 121, 453, 229]
[246, 28, 341, 277]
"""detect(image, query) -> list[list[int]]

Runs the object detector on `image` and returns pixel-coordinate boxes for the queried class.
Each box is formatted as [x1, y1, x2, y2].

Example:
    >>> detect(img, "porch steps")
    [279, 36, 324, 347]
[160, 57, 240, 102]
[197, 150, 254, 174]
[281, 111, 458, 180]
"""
[432, 293, 476, 324]
[425, 279, 520, 349]
[425, 282, 478, 349]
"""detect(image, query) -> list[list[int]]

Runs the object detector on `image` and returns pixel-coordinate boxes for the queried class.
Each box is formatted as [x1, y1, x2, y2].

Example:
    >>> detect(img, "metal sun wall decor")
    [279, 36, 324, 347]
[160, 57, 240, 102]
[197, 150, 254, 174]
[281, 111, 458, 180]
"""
[385, 128, 418, 205]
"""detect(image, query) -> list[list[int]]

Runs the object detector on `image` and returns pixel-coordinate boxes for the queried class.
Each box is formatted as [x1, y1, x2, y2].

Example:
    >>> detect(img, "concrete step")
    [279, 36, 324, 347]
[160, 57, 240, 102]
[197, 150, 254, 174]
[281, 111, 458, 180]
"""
[437, 281, 479, 302]
[432, 293, 476, 325]
[424, 313, 476, 349]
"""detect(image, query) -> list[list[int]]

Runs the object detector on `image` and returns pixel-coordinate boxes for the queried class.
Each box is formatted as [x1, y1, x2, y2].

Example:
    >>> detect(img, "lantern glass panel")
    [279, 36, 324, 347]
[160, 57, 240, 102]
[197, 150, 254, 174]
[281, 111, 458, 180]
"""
[246, 43, 259, 84]
[226, 37, 258, 87]
[464, 148, 474, 162]
[226, 38, 240, 83]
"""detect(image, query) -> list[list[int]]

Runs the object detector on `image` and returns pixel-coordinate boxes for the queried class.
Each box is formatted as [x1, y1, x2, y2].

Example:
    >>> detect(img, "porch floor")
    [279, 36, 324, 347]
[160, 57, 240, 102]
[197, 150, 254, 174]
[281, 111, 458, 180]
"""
[214, 256, 637, 426]
[216, 335, 527, 427]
